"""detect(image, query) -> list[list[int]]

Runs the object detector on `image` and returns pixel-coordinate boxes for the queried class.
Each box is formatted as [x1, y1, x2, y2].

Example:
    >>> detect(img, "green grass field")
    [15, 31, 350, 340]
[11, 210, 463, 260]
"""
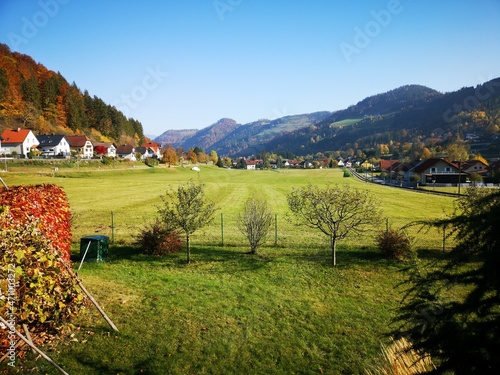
[1, 164, 457, 374]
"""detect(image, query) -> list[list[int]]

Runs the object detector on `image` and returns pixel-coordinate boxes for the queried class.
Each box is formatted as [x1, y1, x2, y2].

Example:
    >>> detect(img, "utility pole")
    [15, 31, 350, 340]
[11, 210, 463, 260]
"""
[458, 159, 462, 196]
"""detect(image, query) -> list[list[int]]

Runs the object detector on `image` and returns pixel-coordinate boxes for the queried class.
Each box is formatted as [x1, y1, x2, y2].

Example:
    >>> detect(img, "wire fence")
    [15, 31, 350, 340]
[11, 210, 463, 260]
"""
[75, 211, 455, 253]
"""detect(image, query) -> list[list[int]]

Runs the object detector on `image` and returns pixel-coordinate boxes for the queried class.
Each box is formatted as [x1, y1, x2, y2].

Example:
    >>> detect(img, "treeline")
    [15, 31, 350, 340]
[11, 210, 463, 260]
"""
[0, 43, 144, 144]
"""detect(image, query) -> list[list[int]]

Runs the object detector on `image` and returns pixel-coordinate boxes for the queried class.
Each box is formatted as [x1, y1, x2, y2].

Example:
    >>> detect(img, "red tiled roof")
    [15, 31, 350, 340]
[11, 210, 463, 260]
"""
[380, 160, 400, 170]
[1, 128, 31, 143]
[142, 142, 160, 152]
[66, 135, 90, 147]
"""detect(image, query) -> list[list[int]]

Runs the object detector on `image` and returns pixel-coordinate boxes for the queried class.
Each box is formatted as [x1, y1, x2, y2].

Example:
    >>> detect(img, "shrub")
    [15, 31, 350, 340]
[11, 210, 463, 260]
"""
[0, 210, 87, 350]
[145, 158, 159, 167]
[101, 155, 114, 165]
[343, 169, 351, 177]
[135, 219, 183, 256]
[376, 228, 413, 260]
[0, 184, 72, 260]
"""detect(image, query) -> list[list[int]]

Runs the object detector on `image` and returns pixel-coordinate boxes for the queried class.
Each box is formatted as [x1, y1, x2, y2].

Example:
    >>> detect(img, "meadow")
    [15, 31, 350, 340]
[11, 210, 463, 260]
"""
[1, 164, 457, 374]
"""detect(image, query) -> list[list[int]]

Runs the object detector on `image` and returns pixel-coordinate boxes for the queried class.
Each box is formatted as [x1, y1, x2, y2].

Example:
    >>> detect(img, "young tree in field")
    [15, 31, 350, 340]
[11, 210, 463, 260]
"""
[287, 184, 382, 267]
[237, 197, 273, 254]
[209, 150, 218, 164]
[161, 147, 178, 167]
[158, 179, 217, 263]
[395, 189, 500, 373]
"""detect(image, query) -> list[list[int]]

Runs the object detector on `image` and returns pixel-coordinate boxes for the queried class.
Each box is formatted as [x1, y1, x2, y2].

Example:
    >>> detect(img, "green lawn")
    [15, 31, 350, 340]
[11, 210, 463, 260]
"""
[1, 165, 457, 374]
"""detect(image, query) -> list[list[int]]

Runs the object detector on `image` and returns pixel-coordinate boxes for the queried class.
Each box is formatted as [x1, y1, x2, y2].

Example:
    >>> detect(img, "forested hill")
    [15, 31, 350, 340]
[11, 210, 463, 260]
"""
[156, 82, 498, 158]
[155, 112, 332, 156]
[265, 80, 500, 157]
[0, 43, 144, 144]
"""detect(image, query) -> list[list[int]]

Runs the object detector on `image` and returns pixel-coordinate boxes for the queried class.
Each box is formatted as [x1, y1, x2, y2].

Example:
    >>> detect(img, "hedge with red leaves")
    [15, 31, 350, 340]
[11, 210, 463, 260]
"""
[0, 184, 72, 261]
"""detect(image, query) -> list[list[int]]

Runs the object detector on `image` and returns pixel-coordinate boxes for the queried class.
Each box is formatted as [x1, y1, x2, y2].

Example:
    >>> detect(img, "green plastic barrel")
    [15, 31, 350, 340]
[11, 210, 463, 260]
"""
[80, 235, 109, 262]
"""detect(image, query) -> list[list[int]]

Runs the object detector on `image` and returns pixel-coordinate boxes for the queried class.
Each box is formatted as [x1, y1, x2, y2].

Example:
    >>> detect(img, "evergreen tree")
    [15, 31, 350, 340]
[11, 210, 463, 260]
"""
[395, 189, 500, 373]
[21, 74, 41, 110]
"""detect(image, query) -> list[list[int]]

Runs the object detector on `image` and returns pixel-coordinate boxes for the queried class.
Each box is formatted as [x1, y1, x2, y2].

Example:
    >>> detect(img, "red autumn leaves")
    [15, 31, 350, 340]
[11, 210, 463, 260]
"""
[0, 184, 72, 261]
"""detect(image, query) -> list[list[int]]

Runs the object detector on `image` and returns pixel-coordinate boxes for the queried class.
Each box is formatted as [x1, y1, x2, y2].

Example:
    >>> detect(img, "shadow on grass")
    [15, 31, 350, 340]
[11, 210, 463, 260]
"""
[76, 243, 273, 273]
[71, 352, 154, 375]
[193, 245, 273, 272]
[291, 245, 407, 268]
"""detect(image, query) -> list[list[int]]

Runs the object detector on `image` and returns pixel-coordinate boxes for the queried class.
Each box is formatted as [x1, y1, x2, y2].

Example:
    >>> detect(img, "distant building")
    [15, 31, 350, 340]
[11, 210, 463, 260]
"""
[36, 135, 70, 157]
[410, 158, 462, 184]
[142, 141, 162, 158]
[116, 144, 136, 160]
[67, 135, 94, 158]
[93, 142, 117, 157]
[0, 128, 39, 157]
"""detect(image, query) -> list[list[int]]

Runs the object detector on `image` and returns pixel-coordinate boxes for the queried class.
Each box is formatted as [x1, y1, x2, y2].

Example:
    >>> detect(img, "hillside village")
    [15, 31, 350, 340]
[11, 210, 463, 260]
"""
[2, 126, 500, 188]
[0, 128, 161, 161]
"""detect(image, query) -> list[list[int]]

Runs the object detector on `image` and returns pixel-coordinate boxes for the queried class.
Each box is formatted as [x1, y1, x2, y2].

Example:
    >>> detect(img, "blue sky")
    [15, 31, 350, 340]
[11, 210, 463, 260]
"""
[1, 0, 499, 136]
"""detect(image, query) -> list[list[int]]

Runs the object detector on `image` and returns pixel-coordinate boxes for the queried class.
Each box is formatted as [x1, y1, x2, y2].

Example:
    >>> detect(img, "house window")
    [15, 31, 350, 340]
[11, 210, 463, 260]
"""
[445, 167, 451, 173]
[430, 167, 437, 173]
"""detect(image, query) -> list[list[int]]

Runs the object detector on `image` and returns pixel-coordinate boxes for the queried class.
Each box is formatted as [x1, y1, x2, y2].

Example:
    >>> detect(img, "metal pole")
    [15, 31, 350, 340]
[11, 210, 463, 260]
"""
[275, 214, 278, 246]
[78, 241, 92, 271]
[221, 213, 224, 246]
[458, 160, 461, 196]
[0, 317, 70, 375]
[111, 211, 115, 244]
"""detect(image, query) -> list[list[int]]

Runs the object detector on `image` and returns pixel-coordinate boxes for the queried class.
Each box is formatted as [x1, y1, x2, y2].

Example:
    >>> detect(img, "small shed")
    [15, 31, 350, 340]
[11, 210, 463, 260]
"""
[80, 235, 109, 262]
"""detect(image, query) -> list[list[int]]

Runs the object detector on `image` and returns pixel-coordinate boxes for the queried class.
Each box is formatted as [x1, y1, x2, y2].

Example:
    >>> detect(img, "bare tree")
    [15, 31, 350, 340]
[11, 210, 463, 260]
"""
[158, 179, 217, 263]
[287, 184, 382, 267]
[238, 197, 273, 254]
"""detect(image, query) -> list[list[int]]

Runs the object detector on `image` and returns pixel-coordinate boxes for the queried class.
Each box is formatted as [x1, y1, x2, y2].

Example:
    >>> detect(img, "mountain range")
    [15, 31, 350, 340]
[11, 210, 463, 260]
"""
[155, 80, 500, 158]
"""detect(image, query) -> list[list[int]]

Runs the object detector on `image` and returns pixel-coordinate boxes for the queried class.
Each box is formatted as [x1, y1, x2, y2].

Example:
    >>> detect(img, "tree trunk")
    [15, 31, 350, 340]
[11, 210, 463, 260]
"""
[186, 234, 191, 264]
[331, 237, 337, 267]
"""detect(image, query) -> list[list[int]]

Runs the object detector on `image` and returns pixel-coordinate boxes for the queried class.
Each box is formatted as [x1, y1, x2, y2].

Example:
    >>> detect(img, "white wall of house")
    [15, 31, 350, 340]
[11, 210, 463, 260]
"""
[40, 139, 70, 156]
[82, 141, 93, 158]
[23, 132, 39, 156]
[107, 145, 116, 157]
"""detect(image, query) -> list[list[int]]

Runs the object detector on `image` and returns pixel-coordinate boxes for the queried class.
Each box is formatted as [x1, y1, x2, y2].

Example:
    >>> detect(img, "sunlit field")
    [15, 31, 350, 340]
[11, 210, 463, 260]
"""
[1, 164, 457, 374]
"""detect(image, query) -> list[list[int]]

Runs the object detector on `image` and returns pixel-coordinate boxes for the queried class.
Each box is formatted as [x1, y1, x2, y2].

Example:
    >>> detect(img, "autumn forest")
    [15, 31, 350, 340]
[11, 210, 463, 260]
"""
[0, 43, 144, 146]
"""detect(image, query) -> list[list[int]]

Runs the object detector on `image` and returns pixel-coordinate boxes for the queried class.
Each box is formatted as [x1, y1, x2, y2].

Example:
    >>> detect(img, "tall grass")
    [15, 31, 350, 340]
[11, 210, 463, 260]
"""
[366, 337, 435, 375]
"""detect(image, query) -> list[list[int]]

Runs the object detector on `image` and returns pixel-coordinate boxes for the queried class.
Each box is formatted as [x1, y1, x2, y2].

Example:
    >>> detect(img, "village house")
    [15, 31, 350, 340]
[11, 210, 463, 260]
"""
[244, 159, 262, 170]
[461, 159, 489, 177]
[410, 158, 463, 185]
[142, 141, 162, 159]
[93, 141, 117, 157]
[0, 128, 39, 157]
[36, 135, 71, 157]
[66, 135, 94, 158]
[116, 144, 136, 160]
[135, 146, 156, 160]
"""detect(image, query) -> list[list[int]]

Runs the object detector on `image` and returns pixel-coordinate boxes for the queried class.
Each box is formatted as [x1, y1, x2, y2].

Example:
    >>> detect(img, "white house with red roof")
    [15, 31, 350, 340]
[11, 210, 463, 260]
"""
[142, 141, 162, 158]
[0, 128, 39, 157]
[66, 135, 94, 158]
